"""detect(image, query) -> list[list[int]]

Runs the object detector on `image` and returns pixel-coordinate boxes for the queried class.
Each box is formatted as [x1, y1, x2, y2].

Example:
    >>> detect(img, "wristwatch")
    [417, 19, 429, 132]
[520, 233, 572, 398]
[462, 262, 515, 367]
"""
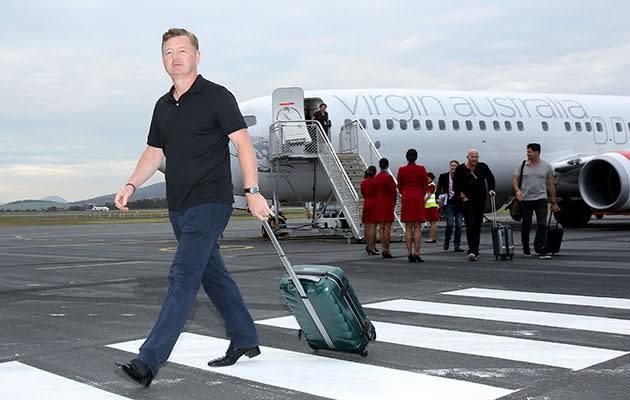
[244, 185, 260, 195]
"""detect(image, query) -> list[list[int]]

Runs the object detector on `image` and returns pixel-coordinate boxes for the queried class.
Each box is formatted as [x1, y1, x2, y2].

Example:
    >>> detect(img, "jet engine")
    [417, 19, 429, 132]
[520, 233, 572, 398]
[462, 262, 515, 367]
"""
[578, 151, 630, 211]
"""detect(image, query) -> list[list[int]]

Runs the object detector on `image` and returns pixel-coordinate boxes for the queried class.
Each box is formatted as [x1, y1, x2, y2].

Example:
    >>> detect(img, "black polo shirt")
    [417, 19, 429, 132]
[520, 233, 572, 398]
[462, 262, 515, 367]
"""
[147, 75, 246, 210]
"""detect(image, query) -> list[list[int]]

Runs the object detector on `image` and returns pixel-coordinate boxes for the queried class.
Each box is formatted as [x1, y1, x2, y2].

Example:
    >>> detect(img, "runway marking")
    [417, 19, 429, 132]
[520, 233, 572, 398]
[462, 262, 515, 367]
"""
[364, 300, 630, 336]
[256, 316, 627, 370]
[159, 244, 254, 253]
[108, 332, 514, 400]
[0, 361, 131, 399]
[35, 260, 151, 271]
[443, 288, 630, 310]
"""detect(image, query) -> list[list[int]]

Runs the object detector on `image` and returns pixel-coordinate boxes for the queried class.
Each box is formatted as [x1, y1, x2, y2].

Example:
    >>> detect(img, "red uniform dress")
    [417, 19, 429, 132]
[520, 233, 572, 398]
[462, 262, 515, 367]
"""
[397, 162, 428, 222]
[360, 177, 378, 224]
[425, 182, 440, 222]
[374, 170, 397, 223]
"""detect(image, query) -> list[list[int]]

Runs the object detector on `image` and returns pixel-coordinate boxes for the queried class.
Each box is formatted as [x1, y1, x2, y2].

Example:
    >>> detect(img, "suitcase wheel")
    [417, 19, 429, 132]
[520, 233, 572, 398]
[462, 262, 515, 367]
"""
[509, 255, 513, 260]
[360, 349, 368, 358]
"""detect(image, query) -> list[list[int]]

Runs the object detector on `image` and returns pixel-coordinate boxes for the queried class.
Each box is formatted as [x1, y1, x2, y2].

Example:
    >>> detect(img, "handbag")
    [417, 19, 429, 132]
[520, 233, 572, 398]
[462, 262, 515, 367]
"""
[509, 161, 526, 221]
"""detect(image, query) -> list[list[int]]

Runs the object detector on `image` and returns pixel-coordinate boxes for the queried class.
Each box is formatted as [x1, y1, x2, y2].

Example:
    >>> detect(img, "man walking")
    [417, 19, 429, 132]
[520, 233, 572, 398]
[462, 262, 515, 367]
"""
[437, 160, 464, 252]
[114, 28, 273, 387]
[454, 149, 496, 261]
[512, 143, 559, 259]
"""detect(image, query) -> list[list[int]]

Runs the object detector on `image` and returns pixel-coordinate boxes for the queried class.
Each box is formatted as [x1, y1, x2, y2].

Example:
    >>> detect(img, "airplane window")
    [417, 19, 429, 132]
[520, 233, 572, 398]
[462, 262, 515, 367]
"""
[564, 122, 571, 132]
[413, 119, 421, 130]
[616, 122, 623, 132]
[575, 122, 582, 132]
[465, 120, 473, 131]
[493, 120, 500, 131]
[400, 120, 408, 130]
[505, 121, 512, 131]
[425, 120, 434, 130]
[479, 120, 487, 131]
[517, 121, 524, 131]
[585, 122, 592, 132]
[452, 120, 460, 130]
[438, 120, 446, 130]
[596, 122, 603, 132]
[542, 121, 549, 131]
[386, 119, 394, 130]
[373, 119, 381, 130]
[243, 115, 257, 127]
[628, 122, 630, 132]
[360, 119, 367, 128]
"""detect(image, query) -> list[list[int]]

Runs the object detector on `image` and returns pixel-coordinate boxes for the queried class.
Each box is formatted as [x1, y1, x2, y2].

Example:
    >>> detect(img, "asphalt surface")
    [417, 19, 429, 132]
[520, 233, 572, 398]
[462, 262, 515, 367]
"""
[1, 216, 629, 399]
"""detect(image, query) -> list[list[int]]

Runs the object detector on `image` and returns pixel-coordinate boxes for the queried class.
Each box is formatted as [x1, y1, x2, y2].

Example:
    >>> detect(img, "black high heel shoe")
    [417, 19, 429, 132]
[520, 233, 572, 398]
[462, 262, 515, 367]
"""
[382, 250, 394, 258]
[365, 246, 377, 255]
[407, 254, 416, 263]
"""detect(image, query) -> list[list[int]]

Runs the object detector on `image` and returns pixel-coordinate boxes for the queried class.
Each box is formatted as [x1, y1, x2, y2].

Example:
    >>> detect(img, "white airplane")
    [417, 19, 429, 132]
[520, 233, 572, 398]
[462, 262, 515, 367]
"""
[230, 88, 630, 227]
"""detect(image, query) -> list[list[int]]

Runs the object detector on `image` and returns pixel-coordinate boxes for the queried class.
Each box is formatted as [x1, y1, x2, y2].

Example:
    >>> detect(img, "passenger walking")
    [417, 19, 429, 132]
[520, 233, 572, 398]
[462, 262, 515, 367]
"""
[512, 143, 560, 259]
[113, 28, 273, 387]
[397, 149, 429, 263]
[437, 160, 464, 252]
[424, 172, 439, 244]
[361, 166, 379, 255]
[374, 158, 397, 258]
[454, 149, 496, 261]
[312, 103, 331, 137]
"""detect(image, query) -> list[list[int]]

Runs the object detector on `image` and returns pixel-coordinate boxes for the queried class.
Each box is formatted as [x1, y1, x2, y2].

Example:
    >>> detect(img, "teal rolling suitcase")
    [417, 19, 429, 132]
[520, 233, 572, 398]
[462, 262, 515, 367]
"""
[262, 221, 376, 357]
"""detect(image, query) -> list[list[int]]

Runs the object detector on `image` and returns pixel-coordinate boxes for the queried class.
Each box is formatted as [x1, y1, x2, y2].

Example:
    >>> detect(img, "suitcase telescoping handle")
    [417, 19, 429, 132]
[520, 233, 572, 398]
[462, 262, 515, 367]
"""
[261, 219, 308, 299]
[261, 220, 336, 348]
[490, 196, 498, 229]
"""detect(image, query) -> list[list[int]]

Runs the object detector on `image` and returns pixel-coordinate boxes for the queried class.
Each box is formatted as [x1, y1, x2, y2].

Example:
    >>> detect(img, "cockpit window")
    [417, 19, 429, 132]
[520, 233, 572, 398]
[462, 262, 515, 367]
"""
[243, 115, 257, 127]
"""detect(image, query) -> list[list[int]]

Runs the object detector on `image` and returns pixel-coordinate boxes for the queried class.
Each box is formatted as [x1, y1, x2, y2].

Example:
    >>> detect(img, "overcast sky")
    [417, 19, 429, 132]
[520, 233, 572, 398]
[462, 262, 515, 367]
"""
[2, 0, 630, 204]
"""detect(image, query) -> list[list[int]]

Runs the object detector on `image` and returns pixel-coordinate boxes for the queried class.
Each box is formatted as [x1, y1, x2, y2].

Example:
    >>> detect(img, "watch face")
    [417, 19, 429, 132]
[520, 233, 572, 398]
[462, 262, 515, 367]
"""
[247, 186, 260, 195]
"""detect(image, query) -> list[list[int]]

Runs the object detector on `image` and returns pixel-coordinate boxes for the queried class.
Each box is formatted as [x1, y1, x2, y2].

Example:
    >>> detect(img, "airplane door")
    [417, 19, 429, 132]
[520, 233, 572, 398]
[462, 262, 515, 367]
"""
[591, 116, 608, 147]
[272, 87, 310, 143]
[611, 116, 627, 144]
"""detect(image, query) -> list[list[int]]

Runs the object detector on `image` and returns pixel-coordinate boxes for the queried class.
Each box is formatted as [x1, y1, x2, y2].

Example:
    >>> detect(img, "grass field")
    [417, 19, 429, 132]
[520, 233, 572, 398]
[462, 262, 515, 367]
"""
[0, 208, 309, 226]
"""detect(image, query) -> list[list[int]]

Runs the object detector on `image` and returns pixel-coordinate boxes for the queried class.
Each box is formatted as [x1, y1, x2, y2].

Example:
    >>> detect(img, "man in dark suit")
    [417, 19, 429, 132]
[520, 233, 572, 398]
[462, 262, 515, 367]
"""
[437, 160, 464, 252]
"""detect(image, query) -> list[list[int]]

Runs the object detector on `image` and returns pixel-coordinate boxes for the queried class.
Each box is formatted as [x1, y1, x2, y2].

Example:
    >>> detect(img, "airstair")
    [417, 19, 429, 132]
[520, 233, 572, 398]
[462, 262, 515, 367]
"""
[268, 120, 405, 240]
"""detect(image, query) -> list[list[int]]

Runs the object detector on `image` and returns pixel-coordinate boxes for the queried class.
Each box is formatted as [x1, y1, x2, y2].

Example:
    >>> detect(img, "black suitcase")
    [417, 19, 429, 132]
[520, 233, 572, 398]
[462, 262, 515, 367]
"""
[262, 220, 376, 357]
[546, 212, 564, 255]
[490, 197, 514, 260]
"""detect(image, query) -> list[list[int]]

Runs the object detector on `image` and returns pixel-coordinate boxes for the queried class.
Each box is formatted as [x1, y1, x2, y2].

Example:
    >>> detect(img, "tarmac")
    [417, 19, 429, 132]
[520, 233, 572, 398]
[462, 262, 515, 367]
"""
[1, 216, 629, 399]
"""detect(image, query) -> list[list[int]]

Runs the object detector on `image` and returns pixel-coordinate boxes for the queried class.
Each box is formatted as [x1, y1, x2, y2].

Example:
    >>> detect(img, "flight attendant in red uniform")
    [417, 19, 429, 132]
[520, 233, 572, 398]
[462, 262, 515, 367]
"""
[374, 158, 397, 258]
[397, 148, 428, 263]
[361, 165, 379, 255]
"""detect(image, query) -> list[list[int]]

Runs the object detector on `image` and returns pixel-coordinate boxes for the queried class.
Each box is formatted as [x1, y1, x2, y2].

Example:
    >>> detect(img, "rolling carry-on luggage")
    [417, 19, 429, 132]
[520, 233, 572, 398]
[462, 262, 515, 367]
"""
[262, 220, 376, 357]
[491, 197, 514, 260]
[545, 212, 564, 255]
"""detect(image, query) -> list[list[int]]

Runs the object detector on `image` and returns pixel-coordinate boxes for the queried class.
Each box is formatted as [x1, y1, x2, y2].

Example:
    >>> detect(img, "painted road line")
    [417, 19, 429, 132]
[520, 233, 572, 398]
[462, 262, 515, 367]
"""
[108, 333, 514, 400]
[0, 361, 131, 400]
[442, 288, 630, 310]
[364, 300, 630, 335]
[36, 260, 151, 270]
[256, 316, 627, 370]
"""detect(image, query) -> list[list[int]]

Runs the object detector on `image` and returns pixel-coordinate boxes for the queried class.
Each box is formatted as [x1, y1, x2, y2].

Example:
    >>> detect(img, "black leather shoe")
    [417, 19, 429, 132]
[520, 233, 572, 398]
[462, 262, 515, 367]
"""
[381, 251, 394, 259]
[115, 358, 154, 388]
[407, 254, 416, 262]
[208, 343, 261, 367]
[414, 254, 424, 263]
[454, 247, 464, 253]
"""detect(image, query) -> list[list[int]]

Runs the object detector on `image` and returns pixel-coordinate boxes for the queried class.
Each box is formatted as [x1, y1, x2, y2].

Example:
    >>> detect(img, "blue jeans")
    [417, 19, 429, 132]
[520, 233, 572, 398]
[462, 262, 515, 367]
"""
[443, 202, 463, 249]
[138, 202, 259, 375]
[521, 199, 548, 254]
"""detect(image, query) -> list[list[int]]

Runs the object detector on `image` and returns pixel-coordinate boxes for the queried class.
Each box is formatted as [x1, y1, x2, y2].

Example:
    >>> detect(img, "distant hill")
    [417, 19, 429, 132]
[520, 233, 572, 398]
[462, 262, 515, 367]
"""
[71, 181, 166, 206]
[41, 195, 68, 203]
[0, 199, 66, 211]
[0, 182, 166, 211]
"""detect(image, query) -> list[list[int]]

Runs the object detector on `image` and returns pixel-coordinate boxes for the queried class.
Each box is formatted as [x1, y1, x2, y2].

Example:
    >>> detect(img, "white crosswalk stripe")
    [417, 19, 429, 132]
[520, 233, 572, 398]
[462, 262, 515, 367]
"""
[255, 316, 627, 370]
[108, 332, 514, 400]
[5, 288, 630, 400]
[442, 287, 630, 310]
[0, 361, 131, 400]
[364, 299, 630, 335]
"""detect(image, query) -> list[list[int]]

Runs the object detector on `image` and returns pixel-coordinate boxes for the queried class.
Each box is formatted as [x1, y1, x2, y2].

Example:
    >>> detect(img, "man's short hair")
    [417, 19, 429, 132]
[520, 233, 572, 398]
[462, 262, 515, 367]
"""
[406, 148, 418, 162]
[527, 143, 541, 152]
[162, 28, 199, 51]
[320, 103, 327, 108]
[379, 158, 389, 169]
